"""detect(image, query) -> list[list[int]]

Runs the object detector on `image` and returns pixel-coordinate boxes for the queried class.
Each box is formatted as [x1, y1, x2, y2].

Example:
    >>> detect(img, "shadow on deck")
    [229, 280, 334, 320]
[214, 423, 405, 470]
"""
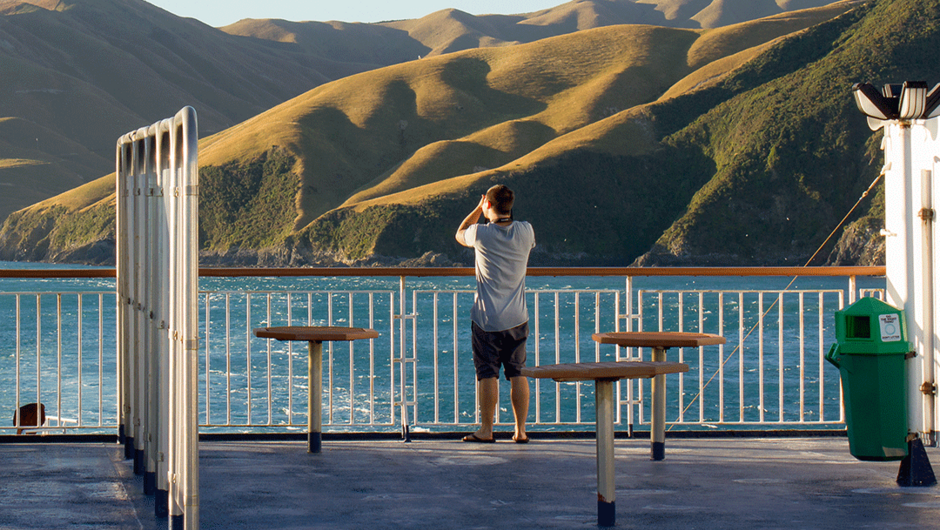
[1, 437, 939, 528]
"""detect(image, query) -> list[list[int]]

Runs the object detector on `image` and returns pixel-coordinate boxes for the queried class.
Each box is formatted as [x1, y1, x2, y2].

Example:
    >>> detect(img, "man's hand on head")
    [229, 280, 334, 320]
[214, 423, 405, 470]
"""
[456, 195, 486, 247]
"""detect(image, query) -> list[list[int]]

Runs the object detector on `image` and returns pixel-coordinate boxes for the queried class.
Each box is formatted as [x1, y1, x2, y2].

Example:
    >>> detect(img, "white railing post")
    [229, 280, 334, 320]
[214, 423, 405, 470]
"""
[397, 276, 411, 441]
[155, 130, 171, 517]
[179, 108, 200, 530]
[132, 146, 146, 474]
[620, 275, 637, 435]
[115, 142, 131, 456]
[142, 137, 158, 496]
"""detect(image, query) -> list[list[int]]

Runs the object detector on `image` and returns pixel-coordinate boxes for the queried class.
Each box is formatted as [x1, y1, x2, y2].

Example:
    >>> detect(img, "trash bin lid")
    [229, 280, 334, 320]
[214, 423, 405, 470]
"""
[835, 297, 912, 354]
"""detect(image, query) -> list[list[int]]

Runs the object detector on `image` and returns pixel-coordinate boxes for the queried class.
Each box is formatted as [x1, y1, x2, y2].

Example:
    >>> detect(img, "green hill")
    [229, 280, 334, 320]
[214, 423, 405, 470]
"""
[0, 0, 867, 265]
[635, 0, 930, 265]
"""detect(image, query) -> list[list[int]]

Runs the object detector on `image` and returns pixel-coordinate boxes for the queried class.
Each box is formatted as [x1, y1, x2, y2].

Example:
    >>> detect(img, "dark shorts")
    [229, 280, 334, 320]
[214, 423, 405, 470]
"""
[472, 321, 529, 381]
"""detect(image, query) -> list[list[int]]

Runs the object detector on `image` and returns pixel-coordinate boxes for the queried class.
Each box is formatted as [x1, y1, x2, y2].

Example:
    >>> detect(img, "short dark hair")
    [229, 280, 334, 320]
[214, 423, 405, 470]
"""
[486, 185, 514, 215]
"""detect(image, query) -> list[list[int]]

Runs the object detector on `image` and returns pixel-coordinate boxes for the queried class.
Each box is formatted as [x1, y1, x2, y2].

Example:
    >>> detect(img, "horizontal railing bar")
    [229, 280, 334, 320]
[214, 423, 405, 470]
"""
[199, 266, 887, 277]
[0, 269, 116, 278]
[0, 291, 115, 296]
[0, 266, 886, 279]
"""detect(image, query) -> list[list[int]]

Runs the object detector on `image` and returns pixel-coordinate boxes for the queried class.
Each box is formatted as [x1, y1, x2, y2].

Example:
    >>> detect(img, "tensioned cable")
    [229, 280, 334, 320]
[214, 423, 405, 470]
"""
[667, 167, 886, 429]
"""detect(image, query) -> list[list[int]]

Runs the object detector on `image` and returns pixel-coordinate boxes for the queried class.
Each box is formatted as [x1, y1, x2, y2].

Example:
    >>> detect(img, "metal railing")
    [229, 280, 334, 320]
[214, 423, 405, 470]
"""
[0, 266, 885, 435]
[2, 292, 115, 432]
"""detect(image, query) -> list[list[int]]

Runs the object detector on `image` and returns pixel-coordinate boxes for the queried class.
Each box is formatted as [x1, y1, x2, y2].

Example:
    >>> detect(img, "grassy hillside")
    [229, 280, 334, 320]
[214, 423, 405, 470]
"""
[635, 0, 934, 265]
[0, 0, 848, 225]
[0, 0, 864, 265]
[0, 0, 408, 222]
[294, 0, 890, 266]
[226, 0, 849, 61]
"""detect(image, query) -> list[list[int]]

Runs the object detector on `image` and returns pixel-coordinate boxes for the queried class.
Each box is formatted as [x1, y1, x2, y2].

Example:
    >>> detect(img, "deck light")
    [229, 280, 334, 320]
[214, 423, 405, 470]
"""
[924, 83, 940, 119]
[853, 81, 934, 124]
[898, 81, 928, 120]
[853, 82, 896, 120]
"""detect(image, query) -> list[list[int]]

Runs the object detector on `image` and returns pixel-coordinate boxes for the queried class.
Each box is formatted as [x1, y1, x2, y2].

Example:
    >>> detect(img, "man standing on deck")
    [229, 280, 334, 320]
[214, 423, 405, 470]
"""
[455, 184, 536, 443]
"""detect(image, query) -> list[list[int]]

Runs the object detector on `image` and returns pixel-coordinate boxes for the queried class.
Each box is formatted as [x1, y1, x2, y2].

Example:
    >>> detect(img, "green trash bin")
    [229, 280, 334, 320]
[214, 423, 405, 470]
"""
[825, 297, 911, 461]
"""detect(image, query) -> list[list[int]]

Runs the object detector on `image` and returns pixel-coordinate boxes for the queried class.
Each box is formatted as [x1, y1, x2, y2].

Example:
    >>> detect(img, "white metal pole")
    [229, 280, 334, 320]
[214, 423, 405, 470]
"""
[127, 146, 139, 462]
[155, 128, 171, 517]
[399, 276, 410, 441]
[180, 106, 200, 530]
[932, 151, 940, 443]
[133, 146, 146, 473]
[115, 142, 130, 454]
[921, 167, 936, 442]
[884, 122, 921, 435]
[143, 137, 159, 495]
[164, 118, 181, 524]
[904, 123, 925, 439]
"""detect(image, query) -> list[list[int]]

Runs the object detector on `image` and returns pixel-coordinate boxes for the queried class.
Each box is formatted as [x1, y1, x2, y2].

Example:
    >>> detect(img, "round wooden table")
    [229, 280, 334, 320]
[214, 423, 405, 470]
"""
[593, 332, 727, 460]
[253, 326, 379, 453]
[522, 331, 725, 528]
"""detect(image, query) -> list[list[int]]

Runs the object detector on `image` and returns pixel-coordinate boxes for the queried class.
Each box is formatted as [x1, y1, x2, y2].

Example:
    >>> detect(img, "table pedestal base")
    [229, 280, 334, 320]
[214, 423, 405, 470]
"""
[598, 500, 615, 527]
[651, 441, 665, 461]
[308, 432, 321, 453]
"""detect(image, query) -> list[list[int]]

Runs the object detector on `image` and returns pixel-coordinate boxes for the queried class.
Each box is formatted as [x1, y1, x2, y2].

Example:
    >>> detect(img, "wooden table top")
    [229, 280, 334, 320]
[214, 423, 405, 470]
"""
[592, 331, 725, 348]
[253, 326, 379, 342]
[521, 361, 689, 382]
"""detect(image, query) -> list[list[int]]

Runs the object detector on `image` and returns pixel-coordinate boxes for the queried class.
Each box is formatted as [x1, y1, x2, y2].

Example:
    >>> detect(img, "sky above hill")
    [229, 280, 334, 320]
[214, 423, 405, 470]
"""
[147, 1, 564, 26]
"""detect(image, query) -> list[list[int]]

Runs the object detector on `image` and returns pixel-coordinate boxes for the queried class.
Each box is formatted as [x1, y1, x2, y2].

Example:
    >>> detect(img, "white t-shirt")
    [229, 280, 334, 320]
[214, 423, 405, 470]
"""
[464, 221, 536, 332]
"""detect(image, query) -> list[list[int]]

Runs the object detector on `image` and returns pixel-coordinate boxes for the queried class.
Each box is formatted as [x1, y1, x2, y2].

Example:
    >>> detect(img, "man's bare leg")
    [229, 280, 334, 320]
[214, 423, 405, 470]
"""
[510, 376, 529, 442]
[467, 377, 498, 441]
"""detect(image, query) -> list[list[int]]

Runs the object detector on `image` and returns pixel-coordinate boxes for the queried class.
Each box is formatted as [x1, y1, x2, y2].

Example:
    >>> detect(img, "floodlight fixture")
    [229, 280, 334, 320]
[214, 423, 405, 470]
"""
[924, 83, 940, 119]
[853, 80, 937, 122]
[898, 81, 928, 120]
[853, 82, 895, 120]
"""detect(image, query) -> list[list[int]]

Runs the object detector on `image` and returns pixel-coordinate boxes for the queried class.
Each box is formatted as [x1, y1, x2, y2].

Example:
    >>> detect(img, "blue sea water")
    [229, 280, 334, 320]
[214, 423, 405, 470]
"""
[0, 262, 885, 433]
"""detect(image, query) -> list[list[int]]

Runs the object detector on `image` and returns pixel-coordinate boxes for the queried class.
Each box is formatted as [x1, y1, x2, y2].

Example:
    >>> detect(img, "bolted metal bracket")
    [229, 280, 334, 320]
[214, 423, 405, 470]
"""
[920, 208, 936, 221]
[921, 382, 938, 396]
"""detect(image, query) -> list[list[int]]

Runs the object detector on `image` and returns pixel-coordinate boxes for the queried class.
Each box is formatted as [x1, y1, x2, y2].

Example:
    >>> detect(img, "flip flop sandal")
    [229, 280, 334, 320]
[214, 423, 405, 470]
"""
[462, 433, 496, 443]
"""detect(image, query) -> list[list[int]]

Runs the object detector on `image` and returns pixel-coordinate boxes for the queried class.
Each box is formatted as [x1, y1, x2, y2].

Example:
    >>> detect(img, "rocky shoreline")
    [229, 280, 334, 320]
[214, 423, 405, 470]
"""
[9, 242, 885, 269]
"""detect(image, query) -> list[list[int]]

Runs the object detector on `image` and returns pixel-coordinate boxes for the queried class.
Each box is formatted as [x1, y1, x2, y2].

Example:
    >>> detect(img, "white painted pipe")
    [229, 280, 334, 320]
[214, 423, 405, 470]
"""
[921, 168, 936, 442]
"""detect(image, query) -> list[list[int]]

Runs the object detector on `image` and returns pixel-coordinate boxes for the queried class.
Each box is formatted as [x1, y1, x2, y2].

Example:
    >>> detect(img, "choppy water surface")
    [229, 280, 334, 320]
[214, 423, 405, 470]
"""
[0, 262, 884, 433]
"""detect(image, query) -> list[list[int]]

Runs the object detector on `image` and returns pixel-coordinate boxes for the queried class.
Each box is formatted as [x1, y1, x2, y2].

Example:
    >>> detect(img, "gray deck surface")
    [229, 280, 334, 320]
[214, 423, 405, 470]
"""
[2, 437, 939, 529]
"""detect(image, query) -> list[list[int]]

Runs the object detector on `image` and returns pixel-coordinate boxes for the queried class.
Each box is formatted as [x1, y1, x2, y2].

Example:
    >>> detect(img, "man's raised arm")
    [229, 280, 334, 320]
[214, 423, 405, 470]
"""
[456, 195, 485, 247]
